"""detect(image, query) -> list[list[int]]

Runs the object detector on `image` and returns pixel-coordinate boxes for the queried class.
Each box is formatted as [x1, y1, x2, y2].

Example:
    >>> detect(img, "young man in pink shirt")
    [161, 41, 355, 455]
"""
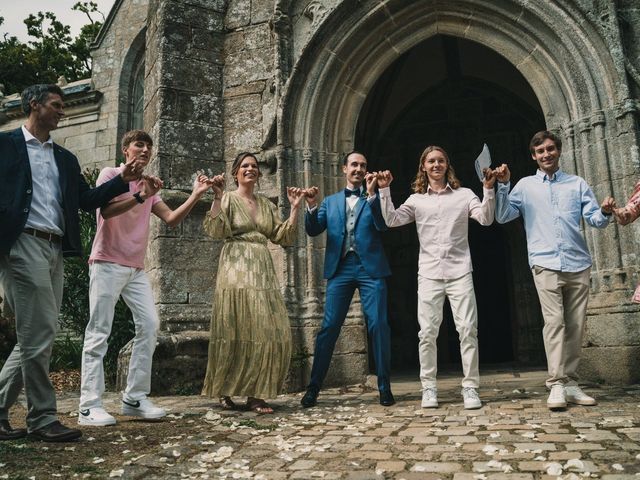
[78, 130, 210, 426]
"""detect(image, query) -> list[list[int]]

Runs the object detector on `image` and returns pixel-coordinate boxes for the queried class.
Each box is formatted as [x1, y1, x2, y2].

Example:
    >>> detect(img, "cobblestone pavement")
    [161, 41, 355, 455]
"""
[54, 369, 640, 479]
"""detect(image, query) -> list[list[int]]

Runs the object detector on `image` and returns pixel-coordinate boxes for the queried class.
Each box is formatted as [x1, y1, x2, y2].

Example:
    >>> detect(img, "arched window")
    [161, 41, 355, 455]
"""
[129, 60, 145, 131]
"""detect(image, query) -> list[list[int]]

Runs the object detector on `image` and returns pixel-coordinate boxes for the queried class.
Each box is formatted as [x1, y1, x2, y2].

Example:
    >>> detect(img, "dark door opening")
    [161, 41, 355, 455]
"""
[357, 35, 547, 375]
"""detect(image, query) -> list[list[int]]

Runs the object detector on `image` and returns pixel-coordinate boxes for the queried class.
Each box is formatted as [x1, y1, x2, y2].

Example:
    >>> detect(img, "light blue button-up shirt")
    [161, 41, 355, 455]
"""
[495, 169, 609, 272]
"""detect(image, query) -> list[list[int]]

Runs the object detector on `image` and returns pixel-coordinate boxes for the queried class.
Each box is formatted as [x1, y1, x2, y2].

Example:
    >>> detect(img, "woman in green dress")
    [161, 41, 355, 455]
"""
[202, 152, 306, 413]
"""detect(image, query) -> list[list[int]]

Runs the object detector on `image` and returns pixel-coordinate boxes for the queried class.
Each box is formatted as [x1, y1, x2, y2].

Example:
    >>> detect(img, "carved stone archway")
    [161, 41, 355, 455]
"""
[278, 0, 640, 384]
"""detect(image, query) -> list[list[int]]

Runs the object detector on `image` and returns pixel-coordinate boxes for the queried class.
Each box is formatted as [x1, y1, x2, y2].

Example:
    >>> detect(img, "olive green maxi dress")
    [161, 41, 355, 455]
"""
[202, 191, 295, 399]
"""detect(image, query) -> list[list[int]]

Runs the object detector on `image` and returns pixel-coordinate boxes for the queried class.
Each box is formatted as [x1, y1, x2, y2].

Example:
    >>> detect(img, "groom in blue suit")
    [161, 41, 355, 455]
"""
[301, 151, 394, 407]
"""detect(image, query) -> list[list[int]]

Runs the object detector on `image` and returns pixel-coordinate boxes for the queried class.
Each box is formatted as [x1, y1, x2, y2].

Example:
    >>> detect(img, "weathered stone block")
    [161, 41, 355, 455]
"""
[160, 55, 223, 92]
[159, 89, 223, 127]
[155, 120, 224, 160]
[584, 312, 640, 347]
[225, 0, 250, 29]
[579, 346, 640, 384]
[224, 94, 264, 154]
[161, 1, 225, 31]
[117, 331, 210, 394]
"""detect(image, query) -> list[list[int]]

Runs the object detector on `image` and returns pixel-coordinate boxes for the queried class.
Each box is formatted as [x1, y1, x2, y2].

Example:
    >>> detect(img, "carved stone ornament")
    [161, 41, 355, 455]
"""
[303, 1, 328, 30]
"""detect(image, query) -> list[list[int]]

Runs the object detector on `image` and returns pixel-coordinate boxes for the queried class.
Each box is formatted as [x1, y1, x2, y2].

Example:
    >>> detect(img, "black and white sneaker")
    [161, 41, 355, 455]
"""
[121, 398, 166, 419]
[78, 407, 116, 426]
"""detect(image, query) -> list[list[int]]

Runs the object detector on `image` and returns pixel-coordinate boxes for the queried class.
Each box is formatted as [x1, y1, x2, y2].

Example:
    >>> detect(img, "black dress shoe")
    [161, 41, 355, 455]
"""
[0, 419, 27, 441]
[29, 421, 82, 442]
[301, 387, 319, 408]
[379, 390, 396, 406]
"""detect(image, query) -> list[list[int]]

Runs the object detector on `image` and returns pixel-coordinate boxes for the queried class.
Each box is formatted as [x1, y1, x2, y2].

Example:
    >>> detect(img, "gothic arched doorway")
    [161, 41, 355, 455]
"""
[355, 35, 547, 374]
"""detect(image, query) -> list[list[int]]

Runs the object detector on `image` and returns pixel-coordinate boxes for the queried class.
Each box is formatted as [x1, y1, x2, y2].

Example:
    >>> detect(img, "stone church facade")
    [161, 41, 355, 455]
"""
[1, 0, 639, 390]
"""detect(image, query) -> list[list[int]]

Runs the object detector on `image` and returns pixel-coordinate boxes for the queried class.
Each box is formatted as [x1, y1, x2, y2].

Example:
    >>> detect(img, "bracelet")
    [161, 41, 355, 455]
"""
[133, 192, 145, 204]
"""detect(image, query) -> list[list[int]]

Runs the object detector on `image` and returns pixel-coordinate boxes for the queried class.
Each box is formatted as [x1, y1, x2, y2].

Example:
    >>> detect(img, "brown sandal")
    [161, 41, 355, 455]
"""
[220, 396, 238, 410]
[246, 397, 273, 414]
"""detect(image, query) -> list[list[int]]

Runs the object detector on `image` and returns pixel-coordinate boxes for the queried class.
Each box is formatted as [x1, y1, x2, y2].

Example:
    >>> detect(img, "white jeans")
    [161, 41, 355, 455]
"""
[417, 272, 480, 389]
[79, 262, 159, 410]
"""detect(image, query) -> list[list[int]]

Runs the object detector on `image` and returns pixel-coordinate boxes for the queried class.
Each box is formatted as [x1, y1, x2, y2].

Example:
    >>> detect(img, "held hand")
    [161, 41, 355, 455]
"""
[193, 174, 211, 196]
[613, 207, 633, 226]
[139, 175, 162, 198]
[365, 172, 378, 195]
[207, 174, 225, 198]
[121, 157, 144, 182]
[494, 163, 511, 184]
[287, 187, 306, 209]
[376, 170, 393, 189]
[482, 168, 497, 189]
[600, 196, 616, 215]
[304, 186, 319, 208]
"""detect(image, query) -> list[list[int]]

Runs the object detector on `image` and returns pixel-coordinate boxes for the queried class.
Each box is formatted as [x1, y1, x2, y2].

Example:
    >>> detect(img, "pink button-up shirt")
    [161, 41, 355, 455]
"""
[379, 185, 495, 280]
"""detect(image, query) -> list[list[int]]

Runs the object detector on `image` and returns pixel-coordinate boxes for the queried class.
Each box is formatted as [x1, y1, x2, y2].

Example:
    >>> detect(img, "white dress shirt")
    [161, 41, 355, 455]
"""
[379, 185, 495, 280]
[22, 125, 64, 235]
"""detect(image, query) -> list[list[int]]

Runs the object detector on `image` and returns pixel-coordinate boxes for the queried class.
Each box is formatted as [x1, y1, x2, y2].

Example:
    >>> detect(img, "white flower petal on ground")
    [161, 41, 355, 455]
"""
[545, 462, 564, 476]
[108, 469, 124, 478]
[565, 459, 585, 471]
[612, 464, 625, 471]
[92, 457, 105, 464]
[482, 445, 499, 455]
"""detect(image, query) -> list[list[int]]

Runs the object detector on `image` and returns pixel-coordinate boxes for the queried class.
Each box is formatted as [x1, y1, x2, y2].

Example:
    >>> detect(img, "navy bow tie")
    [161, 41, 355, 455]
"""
[344, 188, 360, 197]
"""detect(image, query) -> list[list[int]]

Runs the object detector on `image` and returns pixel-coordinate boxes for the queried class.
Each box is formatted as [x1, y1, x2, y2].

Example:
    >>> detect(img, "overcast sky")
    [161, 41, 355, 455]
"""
[1, 0, 116, 42]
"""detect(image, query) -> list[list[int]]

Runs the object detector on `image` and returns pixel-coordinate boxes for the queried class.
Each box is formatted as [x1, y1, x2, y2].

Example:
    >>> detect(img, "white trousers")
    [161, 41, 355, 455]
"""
[79, 262, 159, 410]
[417, 272, 480, 389]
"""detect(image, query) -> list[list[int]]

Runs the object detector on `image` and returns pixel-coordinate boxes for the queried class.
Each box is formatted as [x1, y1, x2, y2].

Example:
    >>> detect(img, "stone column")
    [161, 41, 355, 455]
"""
[117, 0, 227, 394]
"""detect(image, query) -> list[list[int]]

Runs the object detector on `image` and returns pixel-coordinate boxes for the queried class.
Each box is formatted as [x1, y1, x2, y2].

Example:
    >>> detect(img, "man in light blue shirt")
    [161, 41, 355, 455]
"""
[494, 130, 615, 410]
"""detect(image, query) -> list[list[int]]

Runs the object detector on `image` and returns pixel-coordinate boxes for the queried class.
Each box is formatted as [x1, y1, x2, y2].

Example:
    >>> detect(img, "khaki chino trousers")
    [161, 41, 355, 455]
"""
[531, 265, 591, 388]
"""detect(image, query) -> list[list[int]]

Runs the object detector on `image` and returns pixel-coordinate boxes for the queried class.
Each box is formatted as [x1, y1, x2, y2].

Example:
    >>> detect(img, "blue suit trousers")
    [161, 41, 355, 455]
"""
[309, 253, 391, 392]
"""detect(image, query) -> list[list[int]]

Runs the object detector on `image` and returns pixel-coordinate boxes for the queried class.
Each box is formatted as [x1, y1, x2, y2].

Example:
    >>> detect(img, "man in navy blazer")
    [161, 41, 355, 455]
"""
[301, 151, 394, 407]
[0, 84, 139, 442]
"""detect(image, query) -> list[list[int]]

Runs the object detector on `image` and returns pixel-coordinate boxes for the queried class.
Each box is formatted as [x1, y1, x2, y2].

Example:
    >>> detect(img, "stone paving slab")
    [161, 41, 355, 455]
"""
[43, 369, 640, 478]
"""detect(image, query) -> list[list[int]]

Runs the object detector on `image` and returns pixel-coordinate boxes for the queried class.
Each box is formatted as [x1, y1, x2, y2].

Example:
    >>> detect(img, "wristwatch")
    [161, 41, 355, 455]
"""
[133, 192, 145, 204]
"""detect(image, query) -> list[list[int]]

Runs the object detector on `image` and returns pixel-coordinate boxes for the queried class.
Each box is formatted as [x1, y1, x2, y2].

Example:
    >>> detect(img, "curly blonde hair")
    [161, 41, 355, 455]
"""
[412, 145, 461, 193]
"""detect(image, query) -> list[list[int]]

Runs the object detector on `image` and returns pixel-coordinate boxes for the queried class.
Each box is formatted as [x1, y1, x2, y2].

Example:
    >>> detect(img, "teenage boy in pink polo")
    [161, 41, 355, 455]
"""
[78, 130, 210, 426]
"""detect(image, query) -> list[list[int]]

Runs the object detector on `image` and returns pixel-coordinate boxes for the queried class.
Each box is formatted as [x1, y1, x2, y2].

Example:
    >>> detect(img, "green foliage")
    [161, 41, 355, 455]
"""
[0, 2, 104, 95]
[60, 168, 134, 385]
[50, 334, 83, 371]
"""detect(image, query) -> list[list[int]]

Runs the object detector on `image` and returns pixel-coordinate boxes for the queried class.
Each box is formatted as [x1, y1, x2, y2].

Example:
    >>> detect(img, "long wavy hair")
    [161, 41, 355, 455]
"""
[412, 145, 461, 193]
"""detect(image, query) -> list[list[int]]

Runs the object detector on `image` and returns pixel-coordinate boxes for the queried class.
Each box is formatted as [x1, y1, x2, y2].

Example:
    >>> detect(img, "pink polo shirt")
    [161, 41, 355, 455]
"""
[89, 165, 161, 269]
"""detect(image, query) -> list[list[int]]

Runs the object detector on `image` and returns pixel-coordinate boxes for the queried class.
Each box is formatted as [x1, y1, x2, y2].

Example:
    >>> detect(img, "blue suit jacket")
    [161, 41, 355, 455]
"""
[0, 127, 129, 256]
[305, 191, 391, 280]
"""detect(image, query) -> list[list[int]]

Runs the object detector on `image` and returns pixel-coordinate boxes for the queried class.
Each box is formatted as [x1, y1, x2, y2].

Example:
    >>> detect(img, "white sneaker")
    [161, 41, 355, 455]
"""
[565, 385, 597, 406]
[78, 407, 116, 426]
[461, 387, 482, 409]
[121, 398, 166, 419]
[421, 388, 438, 408]
[547, 384, 567, 409]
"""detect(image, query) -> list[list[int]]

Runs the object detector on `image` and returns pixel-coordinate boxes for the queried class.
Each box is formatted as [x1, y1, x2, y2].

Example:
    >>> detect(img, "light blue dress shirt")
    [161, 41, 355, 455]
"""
[495, 169, 609, 272]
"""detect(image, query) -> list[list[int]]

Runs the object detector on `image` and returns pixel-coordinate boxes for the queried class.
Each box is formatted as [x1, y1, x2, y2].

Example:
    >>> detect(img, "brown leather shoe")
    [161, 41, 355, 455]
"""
[0, 419, 27, 440]
[29, 420, 82, 442]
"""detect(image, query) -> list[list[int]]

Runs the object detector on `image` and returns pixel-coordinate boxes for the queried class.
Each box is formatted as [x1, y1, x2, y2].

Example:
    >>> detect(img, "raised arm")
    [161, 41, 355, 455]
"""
[152, 174, 210, 228]
[580, 179, 611, 229]
[101, 175, 162, 219]
[494, 164, 522, 224]
[469, 169, 496, 225]
[304, 186, 327, 236]
[376, 170, 415, 227]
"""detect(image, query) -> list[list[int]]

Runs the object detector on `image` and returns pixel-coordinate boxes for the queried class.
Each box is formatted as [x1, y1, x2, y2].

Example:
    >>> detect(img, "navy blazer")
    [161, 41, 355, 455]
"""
[0, 128, 129, 256]
[305, 191, 391, 280]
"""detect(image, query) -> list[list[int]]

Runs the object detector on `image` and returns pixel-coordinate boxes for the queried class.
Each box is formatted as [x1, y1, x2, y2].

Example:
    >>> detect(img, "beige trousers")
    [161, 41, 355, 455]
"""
[531, 266, 591, 388]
